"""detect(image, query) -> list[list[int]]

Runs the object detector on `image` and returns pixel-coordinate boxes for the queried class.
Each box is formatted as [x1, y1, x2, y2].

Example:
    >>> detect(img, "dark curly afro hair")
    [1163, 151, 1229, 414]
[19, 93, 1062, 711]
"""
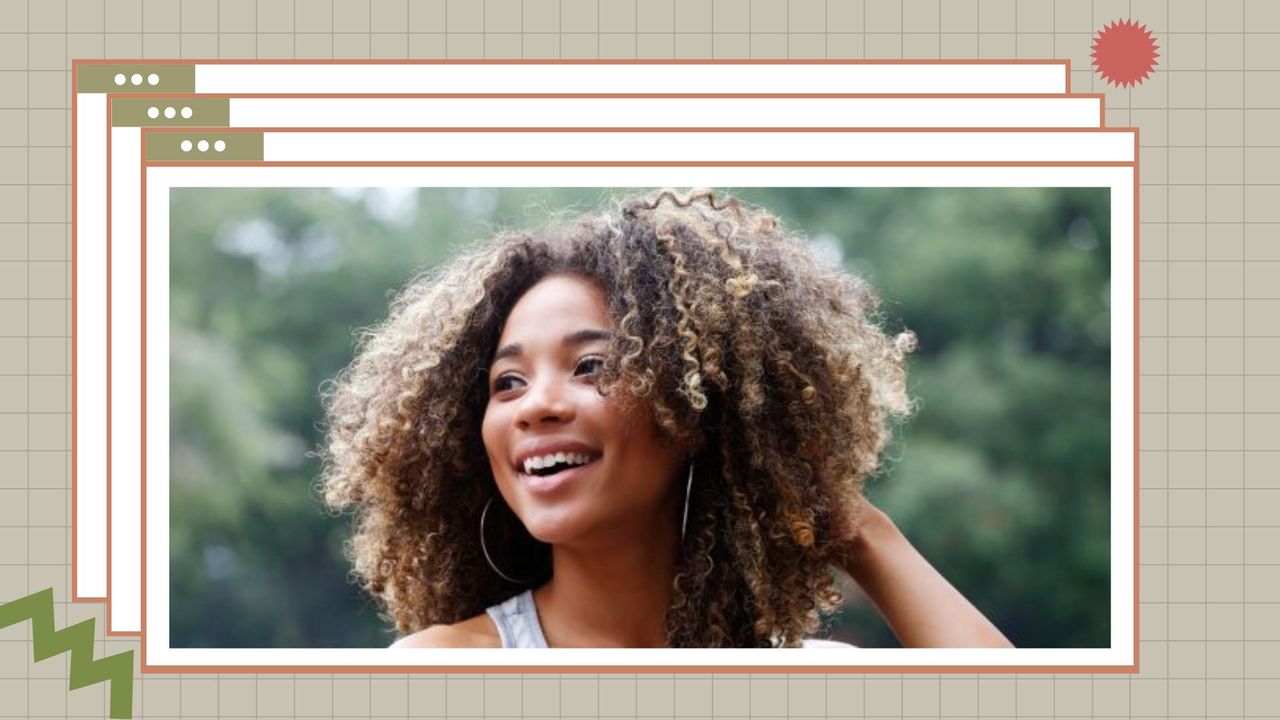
[321, 188, 915, 647]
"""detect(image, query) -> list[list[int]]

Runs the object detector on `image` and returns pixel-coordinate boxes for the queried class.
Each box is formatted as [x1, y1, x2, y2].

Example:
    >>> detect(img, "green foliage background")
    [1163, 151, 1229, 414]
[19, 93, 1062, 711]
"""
[168, 186, 1111, 649]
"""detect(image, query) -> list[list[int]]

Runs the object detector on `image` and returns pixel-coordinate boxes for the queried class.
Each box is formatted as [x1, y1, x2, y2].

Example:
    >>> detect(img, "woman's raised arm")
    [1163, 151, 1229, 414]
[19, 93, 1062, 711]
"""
[833, 503, 1014, 649]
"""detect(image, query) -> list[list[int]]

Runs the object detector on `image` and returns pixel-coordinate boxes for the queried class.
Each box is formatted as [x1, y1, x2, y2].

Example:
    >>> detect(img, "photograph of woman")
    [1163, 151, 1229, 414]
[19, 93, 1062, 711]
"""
[318, 189, 1015, 649]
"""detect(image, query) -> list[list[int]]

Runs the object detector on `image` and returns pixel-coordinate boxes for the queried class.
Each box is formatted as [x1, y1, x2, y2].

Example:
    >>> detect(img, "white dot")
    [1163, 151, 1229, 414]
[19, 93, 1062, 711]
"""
[163, 107, 176, 119]
[180, 140, 192, 152]
[214, 140, 226, 152]
[113, 73, 126, 86]
[147, 73, 159, 85]
[180, 106, 193, 119]
[197, 140, 209, 152]
[130, 73, 143, 85]
[146, 107, 159, 119]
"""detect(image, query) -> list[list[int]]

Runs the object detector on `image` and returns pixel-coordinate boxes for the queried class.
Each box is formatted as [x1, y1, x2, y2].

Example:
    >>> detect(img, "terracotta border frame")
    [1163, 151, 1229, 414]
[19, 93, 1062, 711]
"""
[135, 125, 1139, 675]
[70, 58, 1074, 604]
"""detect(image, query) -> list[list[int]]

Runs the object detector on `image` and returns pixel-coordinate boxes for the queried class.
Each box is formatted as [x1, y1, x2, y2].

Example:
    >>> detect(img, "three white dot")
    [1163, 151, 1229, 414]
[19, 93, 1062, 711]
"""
[113, 71, 161, 88]
[144, 106, 191, 121]
[179, 139, 227, 153]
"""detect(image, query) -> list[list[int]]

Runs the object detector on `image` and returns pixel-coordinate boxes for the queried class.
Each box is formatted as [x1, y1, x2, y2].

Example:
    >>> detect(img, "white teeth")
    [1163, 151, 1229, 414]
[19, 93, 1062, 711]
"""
[522, 452, 593, 475]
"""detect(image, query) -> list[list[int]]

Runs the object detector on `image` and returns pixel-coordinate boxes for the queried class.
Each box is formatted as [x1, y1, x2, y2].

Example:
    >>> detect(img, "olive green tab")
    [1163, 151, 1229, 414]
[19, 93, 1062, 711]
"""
[145, 132, 264, 162]
[111, 97, 230, 127]
[76, 64, 196, 93]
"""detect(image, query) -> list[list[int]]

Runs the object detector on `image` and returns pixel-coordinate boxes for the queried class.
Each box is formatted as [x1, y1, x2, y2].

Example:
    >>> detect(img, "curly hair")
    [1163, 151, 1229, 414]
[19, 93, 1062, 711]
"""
[320, 188, 915, 647]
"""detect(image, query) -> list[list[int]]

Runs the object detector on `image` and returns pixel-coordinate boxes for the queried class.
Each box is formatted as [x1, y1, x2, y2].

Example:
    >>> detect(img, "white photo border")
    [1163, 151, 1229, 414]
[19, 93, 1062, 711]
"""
[142, 161, 1136, 672]
[71, 58, 1072, 604]
[98, 94, 1111, 633]
[111, 126, 1135, 635]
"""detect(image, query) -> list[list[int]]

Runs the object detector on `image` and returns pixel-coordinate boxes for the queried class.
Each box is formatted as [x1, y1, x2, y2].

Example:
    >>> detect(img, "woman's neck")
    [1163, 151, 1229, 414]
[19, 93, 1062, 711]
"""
[531, 509, 682, 648]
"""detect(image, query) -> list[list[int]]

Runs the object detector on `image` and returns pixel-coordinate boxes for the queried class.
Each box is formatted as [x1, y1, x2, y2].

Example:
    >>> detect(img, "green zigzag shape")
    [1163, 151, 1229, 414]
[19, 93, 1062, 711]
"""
[0, 588, 134, 719]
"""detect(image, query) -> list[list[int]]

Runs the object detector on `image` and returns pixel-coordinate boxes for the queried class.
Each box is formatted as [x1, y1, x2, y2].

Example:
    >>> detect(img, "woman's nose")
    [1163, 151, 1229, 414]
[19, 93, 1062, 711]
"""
[515, 376, 576, 428]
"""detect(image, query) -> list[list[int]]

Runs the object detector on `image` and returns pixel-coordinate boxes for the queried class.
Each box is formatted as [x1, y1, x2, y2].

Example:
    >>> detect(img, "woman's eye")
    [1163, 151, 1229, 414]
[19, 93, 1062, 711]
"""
[492, 374, 524, 393]
[576, 356, 605, 376]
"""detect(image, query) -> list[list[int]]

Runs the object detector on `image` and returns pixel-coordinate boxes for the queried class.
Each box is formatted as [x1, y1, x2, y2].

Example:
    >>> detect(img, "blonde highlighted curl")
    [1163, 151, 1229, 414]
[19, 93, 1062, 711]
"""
[320, 189, 915, 647]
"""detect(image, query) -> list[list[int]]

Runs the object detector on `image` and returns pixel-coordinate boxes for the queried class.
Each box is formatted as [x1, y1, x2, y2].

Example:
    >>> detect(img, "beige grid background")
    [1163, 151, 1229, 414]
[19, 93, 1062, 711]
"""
[1, 0, 1279, 717]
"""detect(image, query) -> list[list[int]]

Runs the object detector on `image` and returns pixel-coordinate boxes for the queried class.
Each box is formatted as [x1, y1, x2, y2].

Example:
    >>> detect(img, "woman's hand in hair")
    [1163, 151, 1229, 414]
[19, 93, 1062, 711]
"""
[830, 501, 1015, 649]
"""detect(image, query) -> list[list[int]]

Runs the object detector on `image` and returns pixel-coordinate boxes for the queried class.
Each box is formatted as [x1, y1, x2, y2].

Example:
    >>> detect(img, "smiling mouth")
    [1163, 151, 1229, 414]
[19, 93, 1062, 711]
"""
[518, 450, 601, 475]
[520, 456, 599, 477]
[517, 456, 601, 491]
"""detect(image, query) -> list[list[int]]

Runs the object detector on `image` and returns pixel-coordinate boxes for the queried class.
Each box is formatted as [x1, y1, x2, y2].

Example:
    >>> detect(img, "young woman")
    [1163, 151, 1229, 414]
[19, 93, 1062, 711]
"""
[321, 189, 1012, 649]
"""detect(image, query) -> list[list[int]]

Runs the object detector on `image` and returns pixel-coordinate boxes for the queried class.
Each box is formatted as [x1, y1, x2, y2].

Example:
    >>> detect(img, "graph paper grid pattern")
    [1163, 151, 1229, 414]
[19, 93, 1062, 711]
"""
[2, 0, 1279, 717]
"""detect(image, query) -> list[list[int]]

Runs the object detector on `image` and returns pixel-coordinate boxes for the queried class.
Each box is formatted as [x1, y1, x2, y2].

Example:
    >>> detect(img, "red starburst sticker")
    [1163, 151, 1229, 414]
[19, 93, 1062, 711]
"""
[1091, 19, 1160, 88]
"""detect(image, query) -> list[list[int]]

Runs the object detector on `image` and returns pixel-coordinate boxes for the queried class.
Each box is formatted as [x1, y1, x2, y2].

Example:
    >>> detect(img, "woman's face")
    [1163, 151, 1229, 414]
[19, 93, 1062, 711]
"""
[481, 273, 686, 546]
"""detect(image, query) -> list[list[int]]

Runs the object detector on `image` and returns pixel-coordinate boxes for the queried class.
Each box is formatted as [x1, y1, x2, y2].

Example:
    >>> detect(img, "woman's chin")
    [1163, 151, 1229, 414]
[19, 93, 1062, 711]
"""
[518, 510, 587, 546]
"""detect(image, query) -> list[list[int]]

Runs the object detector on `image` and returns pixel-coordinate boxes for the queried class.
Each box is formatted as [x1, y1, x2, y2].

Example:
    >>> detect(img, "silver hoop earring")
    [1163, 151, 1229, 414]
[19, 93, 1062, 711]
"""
[681, 463, 694, 541]
[480, 496, 526, 584]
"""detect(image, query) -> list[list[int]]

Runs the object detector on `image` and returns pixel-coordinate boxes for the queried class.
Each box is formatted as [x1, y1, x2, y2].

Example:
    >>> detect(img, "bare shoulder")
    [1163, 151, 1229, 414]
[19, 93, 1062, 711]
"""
[390, 614, 502, 649]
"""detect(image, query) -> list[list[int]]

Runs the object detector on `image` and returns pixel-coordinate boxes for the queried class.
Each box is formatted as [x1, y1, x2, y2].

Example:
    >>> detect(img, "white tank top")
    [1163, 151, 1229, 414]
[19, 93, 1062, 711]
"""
[484, 589, 551, 648]
[483, 589, 856, 648]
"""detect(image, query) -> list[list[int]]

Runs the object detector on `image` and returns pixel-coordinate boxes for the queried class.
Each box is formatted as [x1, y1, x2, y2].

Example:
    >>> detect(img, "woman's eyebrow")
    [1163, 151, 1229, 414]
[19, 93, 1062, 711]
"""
[564, 328, 613, 346]
[491, 328, 613, 364]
